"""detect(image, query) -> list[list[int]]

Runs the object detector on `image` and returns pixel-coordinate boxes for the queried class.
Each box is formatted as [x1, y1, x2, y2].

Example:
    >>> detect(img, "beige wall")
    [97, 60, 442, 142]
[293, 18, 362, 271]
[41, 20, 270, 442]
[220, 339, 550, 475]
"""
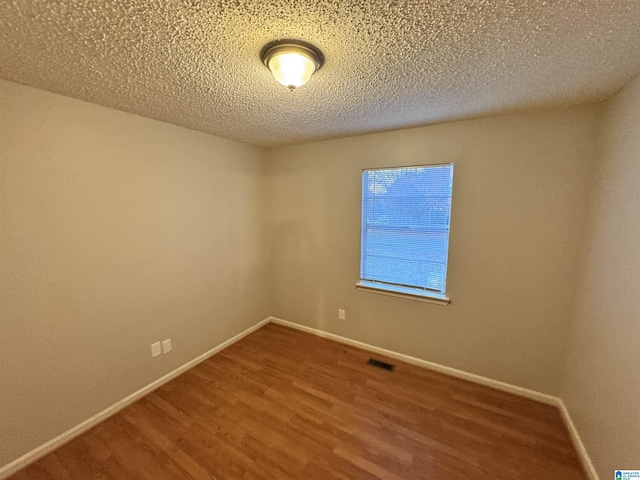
[266, 105, 600, 395]
[0, 80, 270, 466]
[561, 75, 640, 476]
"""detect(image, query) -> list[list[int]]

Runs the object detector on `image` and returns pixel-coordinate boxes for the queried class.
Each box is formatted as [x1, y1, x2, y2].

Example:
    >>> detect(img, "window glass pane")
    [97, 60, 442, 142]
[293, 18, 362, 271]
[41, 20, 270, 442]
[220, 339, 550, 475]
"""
[360, 164, 453, 294]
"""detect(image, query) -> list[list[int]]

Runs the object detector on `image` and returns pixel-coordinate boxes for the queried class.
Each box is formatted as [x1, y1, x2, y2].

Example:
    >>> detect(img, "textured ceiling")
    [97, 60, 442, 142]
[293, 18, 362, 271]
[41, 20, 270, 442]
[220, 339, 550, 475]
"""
[1, 1, 640, 147]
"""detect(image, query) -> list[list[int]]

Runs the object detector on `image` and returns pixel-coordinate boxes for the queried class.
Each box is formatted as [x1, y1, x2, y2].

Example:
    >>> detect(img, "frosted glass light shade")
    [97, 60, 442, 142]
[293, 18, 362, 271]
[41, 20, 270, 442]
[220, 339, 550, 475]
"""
[268, 51, 316, 89]
[262, 42, 323, 90]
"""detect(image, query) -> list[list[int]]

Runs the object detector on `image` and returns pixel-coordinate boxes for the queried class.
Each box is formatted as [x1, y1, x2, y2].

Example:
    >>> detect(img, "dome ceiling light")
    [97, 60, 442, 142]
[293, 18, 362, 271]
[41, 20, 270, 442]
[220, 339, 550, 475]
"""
[261, 40, 324, 91]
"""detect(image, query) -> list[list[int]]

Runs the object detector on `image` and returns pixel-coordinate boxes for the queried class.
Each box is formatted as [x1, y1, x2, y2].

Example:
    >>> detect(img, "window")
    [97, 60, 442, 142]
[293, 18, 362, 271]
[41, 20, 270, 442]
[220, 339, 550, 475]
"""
[357, 164, 454, 304]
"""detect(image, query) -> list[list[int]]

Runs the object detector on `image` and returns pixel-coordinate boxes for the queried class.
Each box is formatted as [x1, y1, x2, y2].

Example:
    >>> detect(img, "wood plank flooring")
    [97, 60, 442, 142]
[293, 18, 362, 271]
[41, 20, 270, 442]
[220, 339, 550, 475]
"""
[9, 323, 586, 479]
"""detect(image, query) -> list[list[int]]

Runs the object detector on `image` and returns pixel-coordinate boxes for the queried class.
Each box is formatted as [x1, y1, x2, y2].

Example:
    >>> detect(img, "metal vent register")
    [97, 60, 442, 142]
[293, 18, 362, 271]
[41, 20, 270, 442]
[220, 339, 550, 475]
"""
[367, 358, 396, 372]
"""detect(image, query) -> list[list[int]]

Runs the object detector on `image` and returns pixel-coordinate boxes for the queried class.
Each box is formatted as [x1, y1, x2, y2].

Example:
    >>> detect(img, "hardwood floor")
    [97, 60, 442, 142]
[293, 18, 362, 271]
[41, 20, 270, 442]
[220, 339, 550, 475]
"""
[9, 323, 586, 479]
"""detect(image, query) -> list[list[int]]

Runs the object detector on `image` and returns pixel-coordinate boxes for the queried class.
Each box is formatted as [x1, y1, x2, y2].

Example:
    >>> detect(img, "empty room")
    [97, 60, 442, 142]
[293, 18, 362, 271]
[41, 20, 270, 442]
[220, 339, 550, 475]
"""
[1, 1, 639, 479]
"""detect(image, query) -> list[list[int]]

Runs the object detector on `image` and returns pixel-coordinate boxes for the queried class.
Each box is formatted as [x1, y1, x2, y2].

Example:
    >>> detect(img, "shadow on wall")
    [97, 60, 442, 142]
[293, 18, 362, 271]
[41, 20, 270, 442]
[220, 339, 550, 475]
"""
[269, 217, 332, 330]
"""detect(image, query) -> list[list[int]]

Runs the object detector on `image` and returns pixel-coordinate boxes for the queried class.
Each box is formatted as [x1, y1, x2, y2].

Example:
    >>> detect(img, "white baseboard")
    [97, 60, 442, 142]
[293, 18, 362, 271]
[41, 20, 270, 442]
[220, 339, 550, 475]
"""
[268, 316, 599, 479]
[268, 316, 557, 405]
[558, 399, 600, 480]
[0, 317, 271, 480]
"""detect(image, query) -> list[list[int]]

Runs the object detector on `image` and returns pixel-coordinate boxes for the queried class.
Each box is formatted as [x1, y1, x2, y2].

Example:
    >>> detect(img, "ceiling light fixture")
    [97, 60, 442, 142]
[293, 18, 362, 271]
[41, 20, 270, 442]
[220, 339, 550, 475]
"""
[261, 40, 324, 91]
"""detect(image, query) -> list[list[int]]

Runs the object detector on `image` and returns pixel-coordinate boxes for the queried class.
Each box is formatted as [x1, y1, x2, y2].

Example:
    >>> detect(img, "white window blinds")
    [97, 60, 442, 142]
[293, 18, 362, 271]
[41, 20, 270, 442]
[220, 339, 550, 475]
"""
[360, 164, 454, 295]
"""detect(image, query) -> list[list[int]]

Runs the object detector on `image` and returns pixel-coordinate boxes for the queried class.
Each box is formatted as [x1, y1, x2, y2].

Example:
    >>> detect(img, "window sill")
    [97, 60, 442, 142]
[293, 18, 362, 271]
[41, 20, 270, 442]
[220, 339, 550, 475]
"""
[355, 281, 450, 305]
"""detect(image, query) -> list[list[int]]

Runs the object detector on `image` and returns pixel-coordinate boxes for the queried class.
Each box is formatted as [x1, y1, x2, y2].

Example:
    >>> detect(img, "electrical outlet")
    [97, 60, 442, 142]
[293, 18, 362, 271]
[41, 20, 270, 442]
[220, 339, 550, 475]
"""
[162, 338, 172, 354]
[338, 309, 346, 320]
[151, 342, 162, 358]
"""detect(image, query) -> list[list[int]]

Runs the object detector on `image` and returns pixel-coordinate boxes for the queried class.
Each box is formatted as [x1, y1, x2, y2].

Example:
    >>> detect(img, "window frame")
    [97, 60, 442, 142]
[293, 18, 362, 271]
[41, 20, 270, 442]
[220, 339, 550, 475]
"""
[356, 163, 453, 305]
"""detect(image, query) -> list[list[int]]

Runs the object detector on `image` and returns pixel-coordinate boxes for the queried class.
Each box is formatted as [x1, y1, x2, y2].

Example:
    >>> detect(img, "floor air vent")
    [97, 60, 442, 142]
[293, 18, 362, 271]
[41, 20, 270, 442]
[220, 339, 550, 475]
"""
[367, 358, 395, 372]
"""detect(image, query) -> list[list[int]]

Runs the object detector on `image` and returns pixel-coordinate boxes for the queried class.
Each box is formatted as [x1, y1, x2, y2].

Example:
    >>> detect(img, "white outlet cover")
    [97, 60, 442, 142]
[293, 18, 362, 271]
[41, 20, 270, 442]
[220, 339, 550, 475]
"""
[338, 309, 346, 320]
[162, 339, 172, 354]
[151, 342, 162, 358]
